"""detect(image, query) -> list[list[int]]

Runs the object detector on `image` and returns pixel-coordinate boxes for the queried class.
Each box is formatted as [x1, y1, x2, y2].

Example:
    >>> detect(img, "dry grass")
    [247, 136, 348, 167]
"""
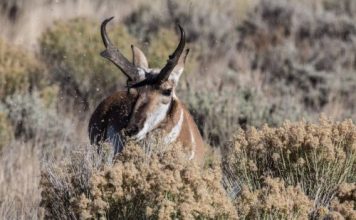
[0, 141, 42, 220]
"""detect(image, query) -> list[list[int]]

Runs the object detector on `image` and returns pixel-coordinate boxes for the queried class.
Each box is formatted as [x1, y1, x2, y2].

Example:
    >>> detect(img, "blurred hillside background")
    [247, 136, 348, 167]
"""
[0, 0, 355, 219]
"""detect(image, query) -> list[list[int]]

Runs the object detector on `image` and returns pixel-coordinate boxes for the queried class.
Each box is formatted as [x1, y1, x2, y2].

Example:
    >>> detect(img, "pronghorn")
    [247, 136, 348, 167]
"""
[88, 17, 205, 161]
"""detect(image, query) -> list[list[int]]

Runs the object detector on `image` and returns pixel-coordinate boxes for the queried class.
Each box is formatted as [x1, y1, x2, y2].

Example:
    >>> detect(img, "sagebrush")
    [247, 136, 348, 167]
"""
[0, 0, 355, 219]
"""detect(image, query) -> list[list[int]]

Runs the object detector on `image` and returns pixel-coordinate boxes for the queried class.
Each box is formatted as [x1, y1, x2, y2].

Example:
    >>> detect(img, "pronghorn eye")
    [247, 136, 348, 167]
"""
[162, 89, 172, 96]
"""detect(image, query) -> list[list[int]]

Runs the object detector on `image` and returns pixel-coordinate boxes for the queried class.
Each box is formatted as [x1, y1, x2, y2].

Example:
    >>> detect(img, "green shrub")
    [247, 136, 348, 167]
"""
[40, 18, 137, 109]
[3, 90, 75, 147]
[0, 38, 47, 98]
[147, 28, 179, 68]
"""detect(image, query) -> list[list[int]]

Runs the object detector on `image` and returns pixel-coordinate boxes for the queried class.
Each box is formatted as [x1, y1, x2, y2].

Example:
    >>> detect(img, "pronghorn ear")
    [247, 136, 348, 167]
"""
[131, 45, 149, 69]
[169, 49, 189, 86]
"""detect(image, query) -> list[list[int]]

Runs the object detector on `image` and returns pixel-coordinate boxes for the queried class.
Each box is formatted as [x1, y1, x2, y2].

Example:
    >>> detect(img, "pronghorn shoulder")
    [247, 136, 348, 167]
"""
[88, 90, 138, 140]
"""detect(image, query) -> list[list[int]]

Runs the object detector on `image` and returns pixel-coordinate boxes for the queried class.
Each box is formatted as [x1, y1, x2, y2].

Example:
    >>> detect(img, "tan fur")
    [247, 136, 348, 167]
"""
[159, 99, 206, 161]
[132, 46, 148, 69]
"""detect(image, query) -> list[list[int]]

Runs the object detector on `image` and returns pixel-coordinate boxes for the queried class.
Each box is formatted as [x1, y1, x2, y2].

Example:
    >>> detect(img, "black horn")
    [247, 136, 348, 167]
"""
[129, 24, 186, 88]
[100, 17, 138, 81]
[155, 24, 186, 83]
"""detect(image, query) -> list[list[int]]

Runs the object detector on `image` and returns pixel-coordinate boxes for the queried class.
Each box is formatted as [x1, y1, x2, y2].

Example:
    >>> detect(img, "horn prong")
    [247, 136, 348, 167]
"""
[101, 16, 114, 48]
[100, 17, 138, 81]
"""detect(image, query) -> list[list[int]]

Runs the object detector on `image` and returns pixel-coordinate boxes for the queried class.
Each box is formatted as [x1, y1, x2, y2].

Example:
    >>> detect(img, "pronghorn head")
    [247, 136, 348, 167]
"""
[100, 17, 189, 141]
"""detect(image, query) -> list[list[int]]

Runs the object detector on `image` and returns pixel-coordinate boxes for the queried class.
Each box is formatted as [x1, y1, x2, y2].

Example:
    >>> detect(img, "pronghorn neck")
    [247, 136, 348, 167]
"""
[161, 98, 184, 144]
[159, 98, 200, 160]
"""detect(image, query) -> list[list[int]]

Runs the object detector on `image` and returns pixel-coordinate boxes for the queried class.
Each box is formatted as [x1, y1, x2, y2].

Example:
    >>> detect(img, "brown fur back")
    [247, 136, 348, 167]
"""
[88, 91, 137, 145]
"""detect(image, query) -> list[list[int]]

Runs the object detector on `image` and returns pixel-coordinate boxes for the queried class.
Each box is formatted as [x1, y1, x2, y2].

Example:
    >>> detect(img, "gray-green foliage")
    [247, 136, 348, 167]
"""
[40, 18, 137, 110]
[181, 77, 308, 146]
[0, 38, 47, 99]
[236, 0, 356, 117]
[2, 90, 74, 147]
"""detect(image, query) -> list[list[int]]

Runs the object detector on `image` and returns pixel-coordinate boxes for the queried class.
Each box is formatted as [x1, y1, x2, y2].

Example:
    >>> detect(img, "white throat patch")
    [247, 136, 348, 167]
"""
[132, 103, 170, 141]
[188, 120, 196, 160]
[164, 110, 184, 144]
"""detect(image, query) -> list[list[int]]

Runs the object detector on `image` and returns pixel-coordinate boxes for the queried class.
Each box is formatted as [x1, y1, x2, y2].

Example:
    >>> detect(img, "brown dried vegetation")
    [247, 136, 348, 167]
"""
[223, 117, 356, 219]
[40, 142, 237, 219]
